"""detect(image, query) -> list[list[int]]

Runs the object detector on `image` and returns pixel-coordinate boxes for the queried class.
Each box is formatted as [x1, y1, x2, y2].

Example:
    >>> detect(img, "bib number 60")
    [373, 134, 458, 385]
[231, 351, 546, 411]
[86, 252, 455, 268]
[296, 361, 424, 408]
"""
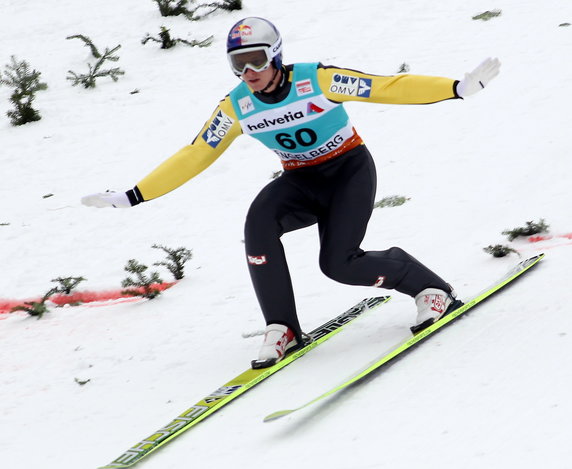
[276, 128, 317, 150]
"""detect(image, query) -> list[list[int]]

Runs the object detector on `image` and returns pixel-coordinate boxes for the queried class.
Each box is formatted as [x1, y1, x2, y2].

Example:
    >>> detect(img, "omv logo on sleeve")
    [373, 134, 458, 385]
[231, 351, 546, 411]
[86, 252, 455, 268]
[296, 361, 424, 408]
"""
[329, 74, 372, 98]
[202, 110, 234, 148]
[357, 77, 371, 97]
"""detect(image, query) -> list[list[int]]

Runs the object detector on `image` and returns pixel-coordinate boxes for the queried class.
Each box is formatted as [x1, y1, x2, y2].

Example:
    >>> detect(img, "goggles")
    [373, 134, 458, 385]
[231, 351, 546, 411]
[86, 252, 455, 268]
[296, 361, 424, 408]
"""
[228, 46, 273, 75]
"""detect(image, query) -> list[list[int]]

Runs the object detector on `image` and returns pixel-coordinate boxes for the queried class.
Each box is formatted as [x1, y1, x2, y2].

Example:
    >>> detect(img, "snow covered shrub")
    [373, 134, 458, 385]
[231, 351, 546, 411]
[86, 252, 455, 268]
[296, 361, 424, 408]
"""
[209, 0, 243, 12]
[142, 26, 213, 49]
[483, 245, 519, 258]
[472, 10, 502, 21]
[194, 0, 243, 20]
[374, 195, 410, 208]
[66, 35, 124, 88]
[122, 259, 164, 300]
[153, 0, 191, 16]
[0, 56, 48, 126]
[152, 244, 193, 280]
[152, 0, 242, 20]
[502, 219, 550, 241]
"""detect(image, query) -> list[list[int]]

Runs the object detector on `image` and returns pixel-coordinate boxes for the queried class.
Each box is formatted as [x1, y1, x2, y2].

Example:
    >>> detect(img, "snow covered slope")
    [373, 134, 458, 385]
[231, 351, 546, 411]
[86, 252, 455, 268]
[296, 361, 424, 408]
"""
[1, 1, 571, 468]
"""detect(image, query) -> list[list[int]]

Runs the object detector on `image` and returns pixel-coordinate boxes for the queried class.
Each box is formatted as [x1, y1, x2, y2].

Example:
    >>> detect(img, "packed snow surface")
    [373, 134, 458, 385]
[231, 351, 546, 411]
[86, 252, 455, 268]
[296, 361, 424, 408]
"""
[1, 0, 571, 468]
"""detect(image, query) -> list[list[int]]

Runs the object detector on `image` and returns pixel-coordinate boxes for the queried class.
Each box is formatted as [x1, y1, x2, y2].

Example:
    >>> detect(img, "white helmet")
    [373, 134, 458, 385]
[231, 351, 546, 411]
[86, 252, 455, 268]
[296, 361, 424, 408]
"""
[226, 17, 283, 76]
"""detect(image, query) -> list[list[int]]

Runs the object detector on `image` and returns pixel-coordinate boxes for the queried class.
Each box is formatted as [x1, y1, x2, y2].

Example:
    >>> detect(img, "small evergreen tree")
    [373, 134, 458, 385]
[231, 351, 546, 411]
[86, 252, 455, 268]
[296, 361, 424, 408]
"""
[122, 259, 164, 299]
[152, 244, 193, 280]
[10, 275, 86, 317]
[66, 34, 104, 58]
[66, 35, 124, 88]
[0, 56, 48, 126]
[502, 219, 550, 241]
[51, 276, 87, 294]
[142, 26, 213, 49]
[11, 287, 58, 319]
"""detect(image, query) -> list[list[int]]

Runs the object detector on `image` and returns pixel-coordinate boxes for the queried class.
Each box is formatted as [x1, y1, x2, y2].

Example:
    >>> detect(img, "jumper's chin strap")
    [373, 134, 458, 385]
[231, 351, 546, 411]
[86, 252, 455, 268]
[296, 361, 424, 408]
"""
[260, 66, 281, 93]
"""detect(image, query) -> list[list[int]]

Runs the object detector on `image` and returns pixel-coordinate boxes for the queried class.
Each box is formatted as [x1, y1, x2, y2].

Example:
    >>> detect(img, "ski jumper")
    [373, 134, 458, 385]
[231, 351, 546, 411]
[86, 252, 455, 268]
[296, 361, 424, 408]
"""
[127, 63, 461, 340]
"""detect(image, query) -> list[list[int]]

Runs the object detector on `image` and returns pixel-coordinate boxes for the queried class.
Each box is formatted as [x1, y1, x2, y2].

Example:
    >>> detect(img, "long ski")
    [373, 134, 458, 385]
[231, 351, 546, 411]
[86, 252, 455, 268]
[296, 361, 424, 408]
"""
[99, 295, 390, 469]
[264, 254, 544, 422]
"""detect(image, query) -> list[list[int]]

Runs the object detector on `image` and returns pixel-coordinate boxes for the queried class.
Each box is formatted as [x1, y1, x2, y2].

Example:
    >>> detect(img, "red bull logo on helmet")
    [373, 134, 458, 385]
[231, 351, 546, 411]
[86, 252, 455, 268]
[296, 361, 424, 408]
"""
[232, 24, 252, 38]
[228, 24, 253, 48]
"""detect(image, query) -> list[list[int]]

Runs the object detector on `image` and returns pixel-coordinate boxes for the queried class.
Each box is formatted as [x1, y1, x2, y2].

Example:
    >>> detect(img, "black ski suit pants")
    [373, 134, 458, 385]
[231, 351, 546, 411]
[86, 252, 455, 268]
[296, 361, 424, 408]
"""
[244, 145, 451, 339]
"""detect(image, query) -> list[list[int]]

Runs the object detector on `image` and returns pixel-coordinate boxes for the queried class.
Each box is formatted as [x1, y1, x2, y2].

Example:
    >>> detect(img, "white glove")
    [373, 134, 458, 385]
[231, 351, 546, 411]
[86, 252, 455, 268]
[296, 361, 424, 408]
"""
[81, 191, 132, 208]
[457, 57, 501, 97]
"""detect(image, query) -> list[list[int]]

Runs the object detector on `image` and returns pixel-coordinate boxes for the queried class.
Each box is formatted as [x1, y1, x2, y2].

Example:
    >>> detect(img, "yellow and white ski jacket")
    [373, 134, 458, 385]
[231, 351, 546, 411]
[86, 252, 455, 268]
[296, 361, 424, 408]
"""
[130, 63, 459, 203]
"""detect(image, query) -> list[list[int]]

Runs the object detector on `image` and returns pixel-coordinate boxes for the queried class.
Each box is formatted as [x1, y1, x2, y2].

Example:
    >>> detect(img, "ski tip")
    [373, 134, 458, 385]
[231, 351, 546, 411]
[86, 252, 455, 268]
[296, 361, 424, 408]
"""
[263, 409, 293, 423]
[532, 253, 545, 262]
[519, 253, 545, 270]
